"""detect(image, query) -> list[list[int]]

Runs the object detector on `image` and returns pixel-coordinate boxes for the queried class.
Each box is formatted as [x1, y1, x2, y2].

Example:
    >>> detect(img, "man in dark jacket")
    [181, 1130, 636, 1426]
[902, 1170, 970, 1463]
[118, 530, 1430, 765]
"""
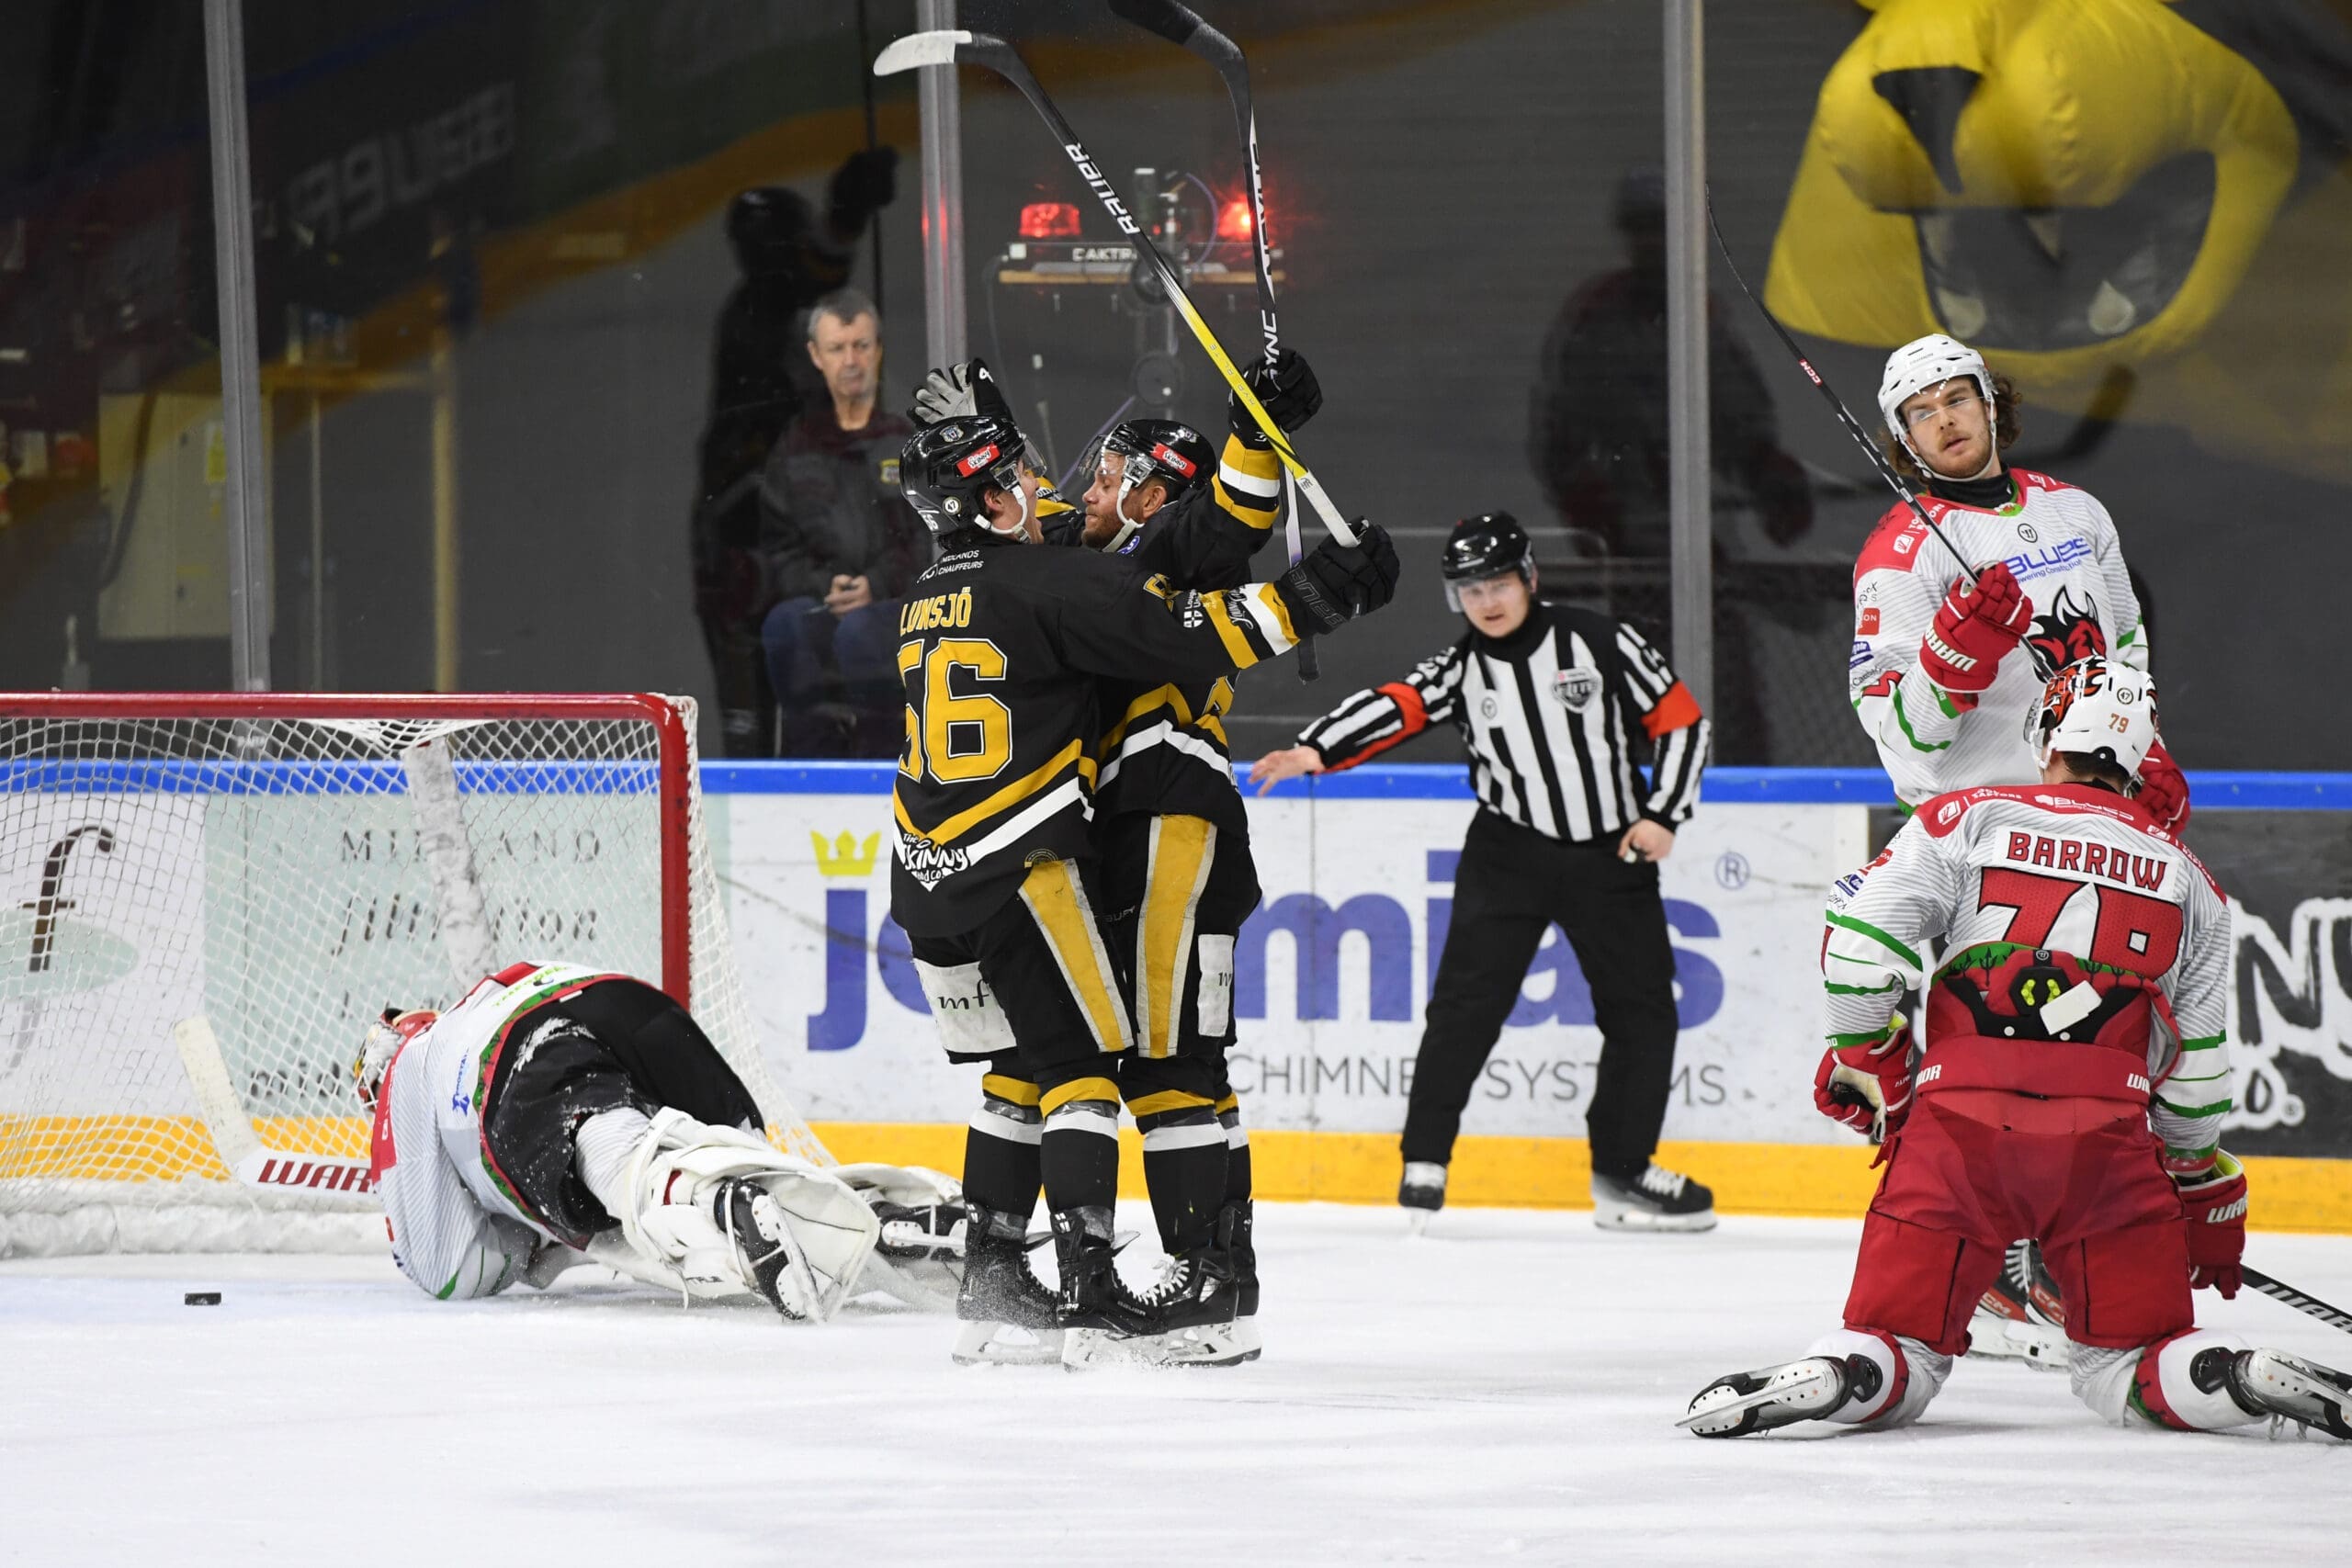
[757, 288, 925, 757]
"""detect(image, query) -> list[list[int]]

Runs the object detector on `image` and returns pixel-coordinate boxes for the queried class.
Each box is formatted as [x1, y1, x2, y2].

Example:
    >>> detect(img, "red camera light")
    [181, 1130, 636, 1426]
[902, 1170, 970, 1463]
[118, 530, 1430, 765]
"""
[1019, 201, 1082, 239]
[1216, 197, 1254, 242]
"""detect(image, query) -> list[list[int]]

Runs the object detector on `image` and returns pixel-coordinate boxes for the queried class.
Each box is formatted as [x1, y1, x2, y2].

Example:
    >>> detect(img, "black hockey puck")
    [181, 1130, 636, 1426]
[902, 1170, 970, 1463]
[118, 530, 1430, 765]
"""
[184, 1291, 221, 1306]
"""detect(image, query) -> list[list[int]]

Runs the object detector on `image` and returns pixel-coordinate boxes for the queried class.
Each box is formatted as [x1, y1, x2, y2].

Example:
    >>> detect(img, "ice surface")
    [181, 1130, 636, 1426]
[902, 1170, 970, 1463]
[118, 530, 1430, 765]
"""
[6, 1207, 2348, 1565]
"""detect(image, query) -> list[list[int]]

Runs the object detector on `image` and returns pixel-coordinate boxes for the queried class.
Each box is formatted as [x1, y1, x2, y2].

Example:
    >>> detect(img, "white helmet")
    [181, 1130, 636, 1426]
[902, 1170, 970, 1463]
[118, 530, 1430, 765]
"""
[1878, 333, 1996, 459]
[2026, 657, 2159, 783]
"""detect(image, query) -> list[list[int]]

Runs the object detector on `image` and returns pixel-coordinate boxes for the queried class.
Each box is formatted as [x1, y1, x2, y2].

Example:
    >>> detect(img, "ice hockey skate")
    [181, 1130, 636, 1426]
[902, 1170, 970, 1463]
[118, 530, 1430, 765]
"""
[1968, 1239, 2068, 1371]
[2205, 1348, 2352, 1441]
[1591, 1163, 1716, 1232]
[1065, 1235, 1257, 1370]
[1679, 1354, 1881, 1438]
[1399, 1161, 1447, 1236]
[951, 1204, 1065, 1367]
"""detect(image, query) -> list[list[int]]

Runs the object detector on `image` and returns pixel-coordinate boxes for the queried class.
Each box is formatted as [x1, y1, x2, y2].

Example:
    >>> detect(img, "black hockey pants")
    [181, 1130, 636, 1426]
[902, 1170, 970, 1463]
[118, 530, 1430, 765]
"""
[1400, 809, 1680, 1180]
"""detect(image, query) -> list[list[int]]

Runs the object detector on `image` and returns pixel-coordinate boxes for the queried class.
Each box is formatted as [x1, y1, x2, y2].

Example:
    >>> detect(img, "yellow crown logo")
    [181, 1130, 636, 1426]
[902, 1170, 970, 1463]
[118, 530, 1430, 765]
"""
[811, 830, 882, 878]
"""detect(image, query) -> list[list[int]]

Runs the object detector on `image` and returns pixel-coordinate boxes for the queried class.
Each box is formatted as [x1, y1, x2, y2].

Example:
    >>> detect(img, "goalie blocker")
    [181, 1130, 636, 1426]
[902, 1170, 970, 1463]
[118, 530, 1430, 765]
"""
[358, 962, 958, 1318]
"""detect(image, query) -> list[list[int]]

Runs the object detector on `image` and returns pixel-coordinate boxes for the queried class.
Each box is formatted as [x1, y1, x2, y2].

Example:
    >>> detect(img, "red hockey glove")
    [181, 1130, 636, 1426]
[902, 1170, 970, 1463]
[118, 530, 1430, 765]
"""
[1918, 561, 2032, 696]
[1814, 1023, 1915, 1139]
[2134, 739, 2191, 832]
[2177, 1152, 2247, 1298]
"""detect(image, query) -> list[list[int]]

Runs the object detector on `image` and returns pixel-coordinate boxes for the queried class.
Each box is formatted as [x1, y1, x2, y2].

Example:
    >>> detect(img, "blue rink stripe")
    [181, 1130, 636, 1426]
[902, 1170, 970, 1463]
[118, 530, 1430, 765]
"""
[698, 761, 2352, 809]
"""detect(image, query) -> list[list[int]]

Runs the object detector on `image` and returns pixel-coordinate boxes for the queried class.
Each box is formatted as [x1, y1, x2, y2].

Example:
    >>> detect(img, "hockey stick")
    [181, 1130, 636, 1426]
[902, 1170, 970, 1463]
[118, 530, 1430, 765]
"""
[1701, 197, 1980, 587]
[2245, 1268, 2352, 1339]
[876, 28, 1359, 547]
[1106, 0, 1320, 682]
[174, 1016, 376, 1199]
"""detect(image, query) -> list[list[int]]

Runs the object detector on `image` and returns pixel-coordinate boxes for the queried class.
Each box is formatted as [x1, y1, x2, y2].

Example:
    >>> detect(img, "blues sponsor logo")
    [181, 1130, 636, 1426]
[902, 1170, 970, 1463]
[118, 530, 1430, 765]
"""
[1850, 639, 1874, 670]
[2004, 535, 2093, 583]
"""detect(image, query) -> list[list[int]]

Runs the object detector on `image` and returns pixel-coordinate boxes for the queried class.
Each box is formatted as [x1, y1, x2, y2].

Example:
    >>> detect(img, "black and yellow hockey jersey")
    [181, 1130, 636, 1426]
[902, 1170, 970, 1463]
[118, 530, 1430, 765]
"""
[1090, 432, 1283, 837]
[890, 524, 1305, 937]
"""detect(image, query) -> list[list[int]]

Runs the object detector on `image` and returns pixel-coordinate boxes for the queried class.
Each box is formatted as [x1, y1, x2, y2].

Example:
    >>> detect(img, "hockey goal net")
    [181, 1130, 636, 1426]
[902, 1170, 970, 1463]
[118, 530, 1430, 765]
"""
[0, 693, 823, 1257]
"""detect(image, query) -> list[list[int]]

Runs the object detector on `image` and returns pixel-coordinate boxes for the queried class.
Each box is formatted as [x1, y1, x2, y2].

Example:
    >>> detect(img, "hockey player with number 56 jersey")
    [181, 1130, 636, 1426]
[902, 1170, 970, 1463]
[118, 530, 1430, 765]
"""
[1680, 660, 2352, 1442]
[1849, 334, 2188, 829]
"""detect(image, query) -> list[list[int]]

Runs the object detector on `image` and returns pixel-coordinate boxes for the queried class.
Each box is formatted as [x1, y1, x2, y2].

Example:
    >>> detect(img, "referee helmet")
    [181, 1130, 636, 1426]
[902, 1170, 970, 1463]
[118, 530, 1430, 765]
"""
[1441, 512, 1536, 611]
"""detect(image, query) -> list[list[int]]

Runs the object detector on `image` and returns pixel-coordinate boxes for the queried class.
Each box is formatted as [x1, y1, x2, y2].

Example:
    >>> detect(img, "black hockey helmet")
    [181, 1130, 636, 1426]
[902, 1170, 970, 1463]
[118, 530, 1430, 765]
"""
[900, 413, 1032, 538]
[1441, 512, 1535, 610]
[1102, 419, 1213, 505]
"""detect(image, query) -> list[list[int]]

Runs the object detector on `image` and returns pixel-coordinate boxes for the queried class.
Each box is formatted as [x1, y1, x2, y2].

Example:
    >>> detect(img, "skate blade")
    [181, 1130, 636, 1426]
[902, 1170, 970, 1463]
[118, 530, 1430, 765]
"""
[951, 1319, 1066, 1367]
[1403, 1209, 1433, 1238]
[1063, 1322, 1259, 1370]
[1593, 1202, 1718, 1234]
[1677, 1360, 1841, 1436]
[1963, 1313, 2068, 1372]
[2241, 1350, 2352, 1440]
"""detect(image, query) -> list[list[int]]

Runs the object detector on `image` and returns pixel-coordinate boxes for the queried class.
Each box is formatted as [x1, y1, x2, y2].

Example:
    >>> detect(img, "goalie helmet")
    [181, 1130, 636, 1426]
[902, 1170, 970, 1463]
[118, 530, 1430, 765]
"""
[1878, 333, 1996, 460]
[1091, 419, 1213, 554]
[1440, 512, 1536, 612]
[354, 1007, 437, 1112]
[2026, 656, 2158, 783]
[900, 414, 1033, 539]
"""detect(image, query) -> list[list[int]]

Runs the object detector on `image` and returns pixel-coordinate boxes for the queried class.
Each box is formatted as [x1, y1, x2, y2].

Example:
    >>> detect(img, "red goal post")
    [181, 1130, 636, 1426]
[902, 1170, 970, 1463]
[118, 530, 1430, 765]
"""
[0, 691, 821, 1257]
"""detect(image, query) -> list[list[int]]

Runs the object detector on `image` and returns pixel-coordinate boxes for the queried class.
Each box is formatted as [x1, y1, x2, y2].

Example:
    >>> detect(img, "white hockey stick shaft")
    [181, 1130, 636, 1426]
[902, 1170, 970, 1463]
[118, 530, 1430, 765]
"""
[175, 1015, 375, 1198]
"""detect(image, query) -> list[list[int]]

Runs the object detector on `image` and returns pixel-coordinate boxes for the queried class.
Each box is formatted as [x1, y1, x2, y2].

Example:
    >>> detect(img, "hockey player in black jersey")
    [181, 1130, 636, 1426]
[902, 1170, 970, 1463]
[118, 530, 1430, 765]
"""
[1047, 349, 1322, 1364]
[890, 407, 1397, 1364]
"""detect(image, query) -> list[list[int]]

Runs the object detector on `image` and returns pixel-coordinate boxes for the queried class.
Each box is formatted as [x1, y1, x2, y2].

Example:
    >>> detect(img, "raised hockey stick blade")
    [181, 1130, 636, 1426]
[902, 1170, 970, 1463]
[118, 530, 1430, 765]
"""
[175, 1016, 375, 1200]
[1701, 196, 1980, 587]
[877, 28, 1359, 548]
[2245, 1268, 2352, 1338]
[1108, 0, 1320, 678]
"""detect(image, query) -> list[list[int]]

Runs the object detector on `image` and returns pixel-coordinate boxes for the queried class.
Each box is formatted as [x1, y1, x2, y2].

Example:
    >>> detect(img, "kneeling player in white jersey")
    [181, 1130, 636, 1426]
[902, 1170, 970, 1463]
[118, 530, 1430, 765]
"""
[1856, 333, 2194, 1364]
[356, 962, 958, 1319]
[1681, 661, 2349, 1441]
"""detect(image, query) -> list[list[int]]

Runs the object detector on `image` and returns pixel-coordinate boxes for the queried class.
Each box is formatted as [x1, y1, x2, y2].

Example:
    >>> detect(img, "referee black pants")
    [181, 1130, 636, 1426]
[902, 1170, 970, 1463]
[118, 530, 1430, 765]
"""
[1401, 809, 1680, 1180]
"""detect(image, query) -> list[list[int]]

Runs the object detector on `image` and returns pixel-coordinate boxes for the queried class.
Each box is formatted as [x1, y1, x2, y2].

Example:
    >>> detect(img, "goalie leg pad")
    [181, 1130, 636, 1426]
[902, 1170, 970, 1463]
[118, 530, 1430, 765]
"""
[834, 1161, 967, 1312]
[615, 1109, 880, 1320]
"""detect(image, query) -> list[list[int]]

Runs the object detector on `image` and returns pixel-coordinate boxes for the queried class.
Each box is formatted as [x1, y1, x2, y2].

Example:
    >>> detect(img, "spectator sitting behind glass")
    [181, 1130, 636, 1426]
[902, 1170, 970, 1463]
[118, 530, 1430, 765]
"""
[756, 288, 926, 757]
[1527, 168, 1811, 559]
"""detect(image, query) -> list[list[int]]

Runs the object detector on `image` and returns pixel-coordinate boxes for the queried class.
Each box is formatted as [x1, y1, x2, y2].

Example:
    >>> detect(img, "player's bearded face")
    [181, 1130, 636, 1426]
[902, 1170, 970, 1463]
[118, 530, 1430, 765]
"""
[1080, 452, 1127, 547]
[1457, 570, 1532, 636]
[1900, 380, 1996, 480]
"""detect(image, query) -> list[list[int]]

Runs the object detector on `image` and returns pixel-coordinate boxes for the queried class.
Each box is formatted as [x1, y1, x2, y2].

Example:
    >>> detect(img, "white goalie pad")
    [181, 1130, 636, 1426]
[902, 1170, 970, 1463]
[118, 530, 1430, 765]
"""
[616, 1111, 880, 1321]
[834, 1163, 966, 1313]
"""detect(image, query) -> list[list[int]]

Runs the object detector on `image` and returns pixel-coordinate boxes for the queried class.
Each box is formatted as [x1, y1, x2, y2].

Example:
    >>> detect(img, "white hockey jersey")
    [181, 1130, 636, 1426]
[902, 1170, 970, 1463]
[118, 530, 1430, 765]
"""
[368, 961, 620, 1300]
[1822, 783, 2231, 1174]
[1850, 469, 2148, 807]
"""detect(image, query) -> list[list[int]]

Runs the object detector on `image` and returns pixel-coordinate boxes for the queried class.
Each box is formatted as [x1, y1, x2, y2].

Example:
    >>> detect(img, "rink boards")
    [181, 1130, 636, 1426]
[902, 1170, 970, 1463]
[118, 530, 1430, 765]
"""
[718, 762, 2352, 1233]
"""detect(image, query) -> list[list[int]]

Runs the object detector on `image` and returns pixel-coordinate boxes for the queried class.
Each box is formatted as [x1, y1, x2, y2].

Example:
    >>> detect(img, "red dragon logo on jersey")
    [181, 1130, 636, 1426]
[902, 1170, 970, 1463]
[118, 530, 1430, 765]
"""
[2027, 585, 2107, 680]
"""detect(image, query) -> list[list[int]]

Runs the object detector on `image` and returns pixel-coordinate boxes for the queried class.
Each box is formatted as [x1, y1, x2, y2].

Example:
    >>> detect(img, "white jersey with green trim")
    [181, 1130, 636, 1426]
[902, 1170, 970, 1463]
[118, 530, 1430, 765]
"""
[1820, 783, 2231, 1170]
[1849, 469, 2147, 808]
[368, 961, 614, 1300]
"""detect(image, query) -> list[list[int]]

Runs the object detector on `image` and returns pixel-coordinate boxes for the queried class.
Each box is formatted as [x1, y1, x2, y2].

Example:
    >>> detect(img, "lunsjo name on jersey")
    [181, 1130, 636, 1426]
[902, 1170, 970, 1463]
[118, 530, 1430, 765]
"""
[900, 588, 976, 635]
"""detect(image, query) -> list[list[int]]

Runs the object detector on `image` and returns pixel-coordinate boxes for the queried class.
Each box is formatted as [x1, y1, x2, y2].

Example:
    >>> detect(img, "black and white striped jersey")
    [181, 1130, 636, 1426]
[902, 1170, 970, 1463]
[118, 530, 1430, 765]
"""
[1298, 602, 1710, 842]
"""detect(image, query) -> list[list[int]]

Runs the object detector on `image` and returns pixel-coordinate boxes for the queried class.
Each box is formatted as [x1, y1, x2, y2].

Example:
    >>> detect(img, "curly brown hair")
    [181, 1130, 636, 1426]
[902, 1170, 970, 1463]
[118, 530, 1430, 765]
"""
[1882, 372, 2022, 480]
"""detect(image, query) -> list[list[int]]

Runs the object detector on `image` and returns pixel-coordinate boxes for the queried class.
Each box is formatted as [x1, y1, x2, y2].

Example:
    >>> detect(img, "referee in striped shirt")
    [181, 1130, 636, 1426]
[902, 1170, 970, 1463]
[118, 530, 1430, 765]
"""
[1250, 513, 1717, 1230]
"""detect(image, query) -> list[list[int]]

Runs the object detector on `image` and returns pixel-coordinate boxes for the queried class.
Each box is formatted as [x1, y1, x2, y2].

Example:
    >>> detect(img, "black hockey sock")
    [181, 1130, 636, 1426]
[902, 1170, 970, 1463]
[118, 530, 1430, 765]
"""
[1218, 1095, 1253, 1204]
[964, 1068, 1043, 1219]
[1138, 1108, 1227, 1255]
[1038, 1072, 1123, 1214]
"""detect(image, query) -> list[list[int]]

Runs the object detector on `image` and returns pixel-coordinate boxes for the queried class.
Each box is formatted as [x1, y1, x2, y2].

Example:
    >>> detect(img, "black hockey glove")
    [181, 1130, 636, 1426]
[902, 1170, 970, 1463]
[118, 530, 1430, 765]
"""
[1274, 520, 1400, 633]
[828, 147, 900, 225]
[1230, 348, 1322, 449]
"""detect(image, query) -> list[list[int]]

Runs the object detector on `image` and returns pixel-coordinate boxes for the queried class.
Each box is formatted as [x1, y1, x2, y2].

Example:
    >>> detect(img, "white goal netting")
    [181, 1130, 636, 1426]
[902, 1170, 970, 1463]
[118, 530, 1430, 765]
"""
[0, 694, 823, 1257]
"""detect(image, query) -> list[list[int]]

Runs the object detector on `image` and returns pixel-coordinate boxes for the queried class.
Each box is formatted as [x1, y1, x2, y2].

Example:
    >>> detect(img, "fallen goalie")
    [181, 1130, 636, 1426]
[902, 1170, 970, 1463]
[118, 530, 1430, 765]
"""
[355, 960, 962, 1319]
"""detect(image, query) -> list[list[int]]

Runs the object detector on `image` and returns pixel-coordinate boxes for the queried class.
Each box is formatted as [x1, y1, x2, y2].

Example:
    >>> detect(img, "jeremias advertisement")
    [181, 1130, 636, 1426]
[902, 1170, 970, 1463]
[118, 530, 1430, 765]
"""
[713, 768, 2352, 1160]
